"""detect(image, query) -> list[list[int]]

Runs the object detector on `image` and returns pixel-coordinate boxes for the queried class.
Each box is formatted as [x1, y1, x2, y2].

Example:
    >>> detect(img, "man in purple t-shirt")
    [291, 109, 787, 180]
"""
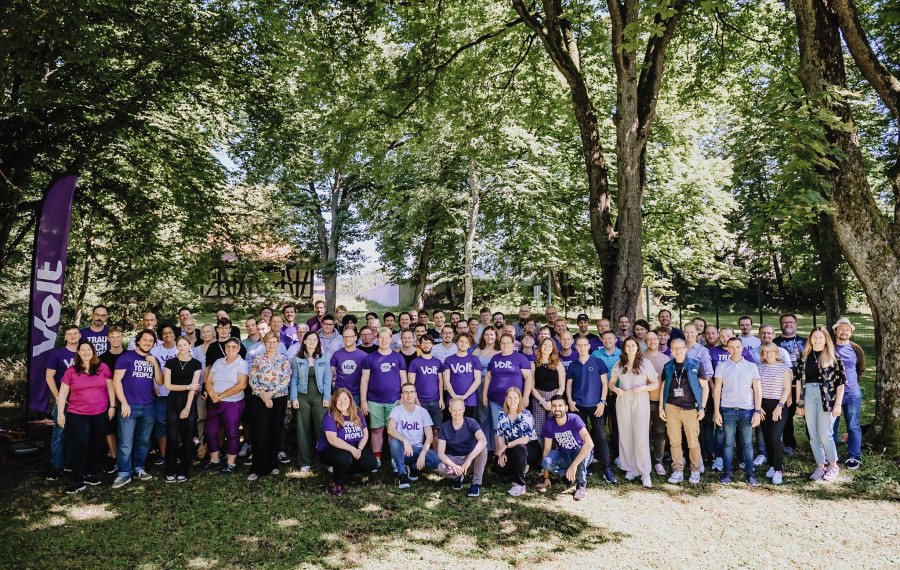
[280, 303, 299, 347]
[541, 395, 594, 500]
[360, 328, 407, 467]
[44, 325, 81, 479]
[111, 329, 163, 488]
[408, 335, 443, 437]
[330, 328, 366, 403]
[306, 299, 326, 332]
[79, 304, 110, 355]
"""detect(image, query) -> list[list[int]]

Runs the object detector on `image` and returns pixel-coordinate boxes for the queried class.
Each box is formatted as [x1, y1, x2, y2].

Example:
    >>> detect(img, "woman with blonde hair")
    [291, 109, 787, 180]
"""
[796, 326, 845, 482]
[492, 386, 542, 496]
[317, 388, 376, 496]
[757, 342, 792, 484]
[530, 337, 566, 439]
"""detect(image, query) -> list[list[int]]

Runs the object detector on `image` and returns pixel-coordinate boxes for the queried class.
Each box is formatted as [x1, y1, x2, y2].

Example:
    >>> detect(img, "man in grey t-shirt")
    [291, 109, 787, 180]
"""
[713, 337, 762, 486]
[387, 383, 440, 488]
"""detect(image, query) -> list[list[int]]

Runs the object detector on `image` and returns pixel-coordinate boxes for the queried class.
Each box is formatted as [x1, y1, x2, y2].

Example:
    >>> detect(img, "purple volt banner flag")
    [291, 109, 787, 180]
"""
[27, 175, 77, 413]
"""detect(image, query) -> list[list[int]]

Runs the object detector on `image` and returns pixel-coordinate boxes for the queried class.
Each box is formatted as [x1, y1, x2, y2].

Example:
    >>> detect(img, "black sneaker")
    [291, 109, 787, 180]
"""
[84, 475, 101, 486]
[467, 483, 480, 498]
[845, 458, 860, 470]
[398, 474, 411, 489]
[451, 476, 464, 491]
[46, 467, 64, 481]
[408, 467, 420, 481]
[154, 456, 165, 466]
[66, 482, 86, 494]
[278, 452, 290, 464]
[105, 459, 118, 474]
[219, 463, 236, 476]
[200, 461, 221, 474]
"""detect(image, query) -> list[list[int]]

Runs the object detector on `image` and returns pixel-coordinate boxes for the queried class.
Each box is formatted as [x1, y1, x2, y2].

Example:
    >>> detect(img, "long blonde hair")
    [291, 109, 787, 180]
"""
[800, 326, 837, 369]
[328, 388, 361, 429]
[536, 337, 561, 369]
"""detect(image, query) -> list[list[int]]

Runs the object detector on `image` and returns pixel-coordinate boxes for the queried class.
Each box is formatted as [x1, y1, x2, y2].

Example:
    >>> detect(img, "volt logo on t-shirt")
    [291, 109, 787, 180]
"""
[341, 361, 358, 374]
[63, 357, 74, 368]
[493, 361, 513, 369]
[398, 420, 421, 432]
[420, 365, 439, 375]
[449, 362, 473, 374]
[380, 363, 394, 373]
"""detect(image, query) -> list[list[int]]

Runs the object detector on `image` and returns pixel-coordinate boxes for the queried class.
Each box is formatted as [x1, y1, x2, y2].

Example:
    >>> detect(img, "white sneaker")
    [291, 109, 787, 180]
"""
[712, 458, 723, 471]
[641, 475, 652, 488]
[772, 472, 783, 485]
[689, 471, 701, 484]
[766, 467, 775, 478]
[754, 454, 767, 466]
[699, 461, 705, 474]
[667, 471, 684, 484]
[508, 483, 526, 496]
[300, 465, 311, 472]
[625, 471, 639, 480]
[654, 463, 666, 475]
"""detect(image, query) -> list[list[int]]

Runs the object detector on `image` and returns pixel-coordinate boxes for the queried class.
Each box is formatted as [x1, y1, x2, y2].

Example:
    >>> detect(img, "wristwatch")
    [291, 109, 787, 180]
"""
[777, 402, 785, 408]
[754, 409, 762, 415]
[600, 399, 607, 404]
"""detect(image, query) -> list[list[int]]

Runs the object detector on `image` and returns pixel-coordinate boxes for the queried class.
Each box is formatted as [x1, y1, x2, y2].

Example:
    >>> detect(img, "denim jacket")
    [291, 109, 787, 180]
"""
[660, 357, 704, 412]
[290, 354, 332, 401]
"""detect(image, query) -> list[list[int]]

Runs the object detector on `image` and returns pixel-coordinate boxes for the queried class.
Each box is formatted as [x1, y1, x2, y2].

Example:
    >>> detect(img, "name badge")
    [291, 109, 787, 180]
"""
[673, 388, 684, 398]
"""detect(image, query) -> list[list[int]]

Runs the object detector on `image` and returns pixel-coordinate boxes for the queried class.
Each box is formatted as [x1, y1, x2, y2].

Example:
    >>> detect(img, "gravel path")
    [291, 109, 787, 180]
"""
[325, 483, 900, 568]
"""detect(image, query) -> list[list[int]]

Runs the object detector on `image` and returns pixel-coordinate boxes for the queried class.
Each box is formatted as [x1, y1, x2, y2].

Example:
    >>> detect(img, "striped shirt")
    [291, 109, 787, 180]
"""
[758, 362, 790, 401]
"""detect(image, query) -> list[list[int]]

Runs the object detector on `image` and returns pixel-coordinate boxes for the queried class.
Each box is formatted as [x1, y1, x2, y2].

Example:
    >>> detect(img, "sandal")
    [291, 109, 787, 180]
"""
[536, 478, 552, 490]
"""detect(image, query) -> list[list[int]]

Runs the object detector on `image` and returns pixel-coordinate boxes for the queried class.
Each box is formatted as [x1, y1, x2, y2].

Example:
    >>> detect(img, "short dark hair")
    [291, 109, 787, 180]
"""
[634, 319, 650, 331]
[450, 311, 462, 319]
[359, 326, 373, 335]
[64, 324, 80, 333]
[601, 330, 618, 339]
[419, 310, 429, 317]
[432, 309, 444, 317]
[413, 323, 427, 331]
[617, 314, 629, 322]
[480, 307, 491, 314]
[658, 309, 672, 318]
[93, 304, 110, 313]
[383, 311, 395, 320]
[135, 329, 157, 344]
[282, 303, 295, 312]
[176, 306, 191, 315]
[365, 312, 378, 320]
[217, 317, 232, 328]
[727, 336, 744, 346]
[550, 394, 567, 404]
[322, 314, 335, 324]
[343, 327, 358, 338]
[738, 316, 752, 324]
[780, 313, 797, 324]
[398, 312, 410, 320]
[419, 334, 434, 345]
[342, 314, 358, 326]
[493, 312, 504, 319]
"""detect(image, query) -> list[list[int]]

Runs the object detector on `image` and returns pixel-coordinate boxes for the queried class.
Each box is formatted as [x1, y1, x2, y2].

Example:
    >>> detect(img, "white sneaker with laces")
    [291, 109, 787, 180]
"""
[772, 472, 783, 485]
[667, 471, 684, 484]
[689, 471, 701, 484]
[625, 471, 639, 480]
[766, 467, 775, 478]
[712, 457, 723, 471]
[754, 454, 767, 466]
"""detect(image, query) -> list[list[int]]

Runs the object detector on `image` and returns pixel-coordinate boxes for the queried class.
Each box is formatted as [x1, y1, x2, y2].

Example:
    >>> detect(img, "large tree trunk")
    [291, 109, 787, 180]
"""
[794, 0, 900, 455]
[463, 156, 480, 319]
[512, 0, 683, 323]
[73, 233, 93, 327]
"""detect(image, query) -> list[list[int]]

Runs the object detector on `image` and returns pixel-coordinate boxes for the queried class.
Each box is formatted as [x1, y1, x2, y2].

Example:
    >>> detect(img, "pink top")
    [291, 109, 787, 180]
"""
[61, 363, 112, 415]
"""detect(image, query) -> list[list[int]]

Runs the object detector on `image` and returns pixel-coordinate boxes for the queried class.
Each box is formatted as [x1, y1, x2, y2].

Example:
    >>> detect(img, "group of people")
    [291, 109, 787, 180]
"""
[46, 301, 865, 498]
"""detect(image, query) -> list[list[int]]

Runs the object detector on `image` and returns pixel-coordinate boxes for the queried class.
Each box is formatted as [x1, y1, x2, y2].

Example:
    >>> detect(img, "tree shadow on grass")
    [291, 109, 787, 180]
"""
[0, 468, 616, 569]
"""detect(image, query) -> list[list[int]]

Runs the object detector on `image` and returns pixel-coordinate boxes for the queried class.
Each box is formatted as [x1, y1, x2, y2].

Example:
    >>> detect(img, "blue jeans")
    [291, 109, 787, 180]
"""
[50, 403, 72, 468]
[389, 439, 440, 476]
[721, 408, 754, 477]
[154, 397, 168, 439]
[117, 404, 155, 477]
[805, 384, 838, 465]
[542, 447, 590, 487]
[833, 390, 862, 460]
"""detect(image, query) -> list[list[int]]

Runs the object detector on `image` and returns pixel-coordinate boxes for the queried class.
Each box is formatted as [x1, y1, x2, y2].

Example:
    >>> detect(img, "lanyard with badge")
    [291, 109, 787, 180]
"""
[672, 365, 685, 398]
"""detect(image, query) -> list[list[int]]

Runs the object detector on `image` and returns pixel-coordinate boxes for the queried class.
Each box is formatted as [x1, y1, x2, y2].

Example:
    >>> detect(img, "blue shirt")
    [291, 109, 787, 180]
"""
[835, 343, 860, 394]
[591, 347, 621, 377]
[566, 356, 609, 407]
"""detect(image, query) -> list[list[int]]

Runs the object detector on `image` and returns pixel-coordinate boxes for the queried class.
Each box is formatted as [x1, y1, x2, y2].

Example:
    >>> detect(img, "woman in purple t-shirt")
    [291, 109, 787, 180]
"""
[56, 341, 115, 494]
[317, 388, 377, 496]
[483, 334, 534, 450]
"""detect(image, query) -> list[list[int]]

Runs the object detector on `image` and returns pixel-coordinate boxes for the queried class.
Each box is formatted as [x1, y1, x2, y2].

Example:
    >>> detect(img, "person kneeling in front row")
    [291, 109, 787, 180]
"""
[437, 398, 488, 497]
[541, 395, 595, 500]
[387, 383, 441, 489]
[317, 388, 377, 496]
